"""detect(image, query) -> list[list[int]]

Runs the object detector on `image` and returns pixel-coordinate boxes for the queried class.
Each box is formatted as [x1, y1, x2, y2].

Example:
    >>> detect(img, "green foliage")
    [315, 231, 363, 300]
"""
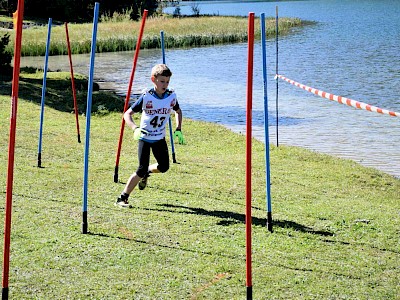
[99, 6, 134, 23]
[0, 32, 11, 79]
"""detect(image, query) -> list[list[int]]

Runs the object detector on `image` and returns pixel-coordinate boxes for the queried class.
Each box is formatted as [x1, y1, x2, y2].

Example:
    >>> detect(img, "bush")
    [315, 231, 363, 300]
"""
[0, 33, 12, 80]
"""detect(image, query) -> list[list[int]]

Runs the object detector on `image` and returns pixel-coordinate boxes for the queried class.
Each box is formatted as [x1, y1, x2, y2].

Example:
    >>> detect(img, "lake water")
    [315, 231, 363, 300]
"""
[21, 0, 400, 178]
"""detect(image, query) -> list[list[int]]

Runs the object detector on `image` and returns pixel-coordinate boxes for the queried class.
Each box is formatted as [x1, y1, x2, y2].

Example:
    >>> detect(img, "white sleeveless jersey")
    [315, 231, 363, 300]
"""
[131, 88, 179, 141]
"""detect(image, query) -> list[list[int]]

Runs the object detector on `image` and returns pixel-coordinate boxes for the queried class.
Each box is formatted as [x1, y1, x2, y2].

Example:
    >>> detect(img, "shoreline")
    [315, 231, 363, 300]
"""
[13, 52, 400, 180]
[1, 15, 308, 56]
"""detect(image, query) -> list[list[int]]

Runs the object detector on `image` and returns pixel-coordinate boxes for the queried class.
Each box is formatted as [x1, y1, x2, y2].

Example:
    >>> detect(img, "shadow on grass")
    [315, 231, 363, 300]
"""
[157, 204, 334, 237]
[148, 185, 252, 209]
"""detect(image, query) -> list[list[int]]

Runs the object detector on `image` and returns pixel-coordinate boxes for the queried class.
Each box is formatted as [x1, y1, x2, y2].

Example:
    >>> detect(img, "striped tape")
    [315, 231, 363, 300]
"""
[275, 74, 400, 117]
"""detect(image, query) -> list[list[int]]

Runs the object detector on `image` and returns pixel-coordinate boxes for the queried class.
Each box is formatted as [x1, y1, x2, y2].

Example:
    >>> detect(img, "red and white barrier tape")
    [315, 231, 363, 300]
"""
[275, 74, 400, 117]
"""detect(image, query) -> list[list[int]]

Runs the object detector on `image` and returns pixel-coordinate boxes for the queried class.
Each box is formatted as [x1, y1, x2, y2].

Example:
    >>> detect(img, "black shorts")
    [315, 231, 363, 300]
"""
[136, 139, 169, 177]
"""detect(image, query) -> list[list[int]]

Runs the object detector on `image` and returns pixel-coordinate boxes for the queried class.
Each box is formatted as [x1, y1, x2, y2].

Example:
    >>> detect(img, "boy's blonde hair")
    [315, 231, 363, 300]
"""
[151, 64, 172, 78]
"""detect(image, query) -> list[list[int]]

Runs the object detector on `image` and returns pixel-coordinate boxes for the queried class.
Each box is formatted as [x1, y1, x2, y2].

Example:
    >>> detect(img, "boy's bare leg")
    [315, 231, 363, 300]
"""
[123, 173, 141, 195]
[117, 164, 161, 207]
[116, 173, 140, 207]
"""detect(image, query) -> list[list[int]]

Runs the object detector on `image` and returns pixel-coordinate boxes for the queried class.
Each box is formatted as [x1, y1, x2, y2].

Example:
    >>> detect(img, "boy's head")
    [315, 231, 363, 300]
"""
[151, 64, 172, 96]
[151, 64, 172, 78]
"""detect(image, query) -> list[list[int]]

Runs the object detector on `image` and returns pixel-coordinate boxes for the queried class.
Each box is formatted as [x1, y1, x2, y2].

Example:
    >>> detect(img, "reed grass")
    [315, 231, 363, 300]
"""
[1, 15, 306, 56]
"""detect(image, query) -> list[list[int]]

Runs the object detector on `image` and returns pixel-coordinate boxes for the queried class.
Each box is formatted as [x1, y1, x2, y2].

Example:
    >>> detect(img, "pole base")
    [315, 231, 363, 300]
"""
[82, 211, 88, 234]
[114, 166, 119, 183]
[267, 211, 273, 232]
[2, 287, 9, 300]
[246, 286, 252, 300]
[37, 152, 41, 168]
[172, 153, 177, 164]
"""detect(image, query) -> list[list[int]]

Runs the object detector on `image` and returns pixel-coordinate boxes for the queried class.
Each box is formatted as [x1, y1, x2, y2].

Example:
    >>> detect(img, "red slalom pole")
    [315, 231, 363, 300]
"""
[65, 22, 81, 143]
[2, 1, 24, 298]
[246, 12, 255, 300]
[114, 9, 148, 183]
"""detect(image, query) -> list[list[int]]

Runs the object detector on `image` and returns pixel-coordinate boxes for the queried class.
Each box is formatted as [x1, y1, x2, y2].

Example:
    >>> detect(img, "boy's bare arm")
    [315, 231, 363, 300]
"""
[175, 108, 183, 130]
[123, 108, 138, 131]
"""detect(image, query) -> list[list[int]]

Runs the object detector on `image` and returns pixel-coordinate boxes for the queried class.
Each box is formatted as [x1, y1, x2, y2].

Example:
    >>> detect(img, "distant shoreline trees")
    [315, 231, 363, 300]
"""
[1, 0, 160, 22]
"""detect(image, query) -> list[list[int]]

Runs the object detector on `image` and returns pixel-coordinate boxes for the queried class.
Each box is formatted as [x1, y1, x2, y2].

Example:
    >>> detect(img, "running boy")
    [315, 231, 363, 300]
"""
[116, 64, 183, 207]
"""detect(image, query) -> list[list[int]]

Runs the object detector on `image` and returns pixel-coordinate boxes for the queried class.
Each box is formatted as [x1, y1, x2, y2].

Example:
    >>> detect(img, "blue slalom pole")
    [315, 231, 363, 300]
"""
[261, 13, 273, 232]
[37, 18, 52, 168]
[82, 2, 99, 234]
[160, 31, 177, 163]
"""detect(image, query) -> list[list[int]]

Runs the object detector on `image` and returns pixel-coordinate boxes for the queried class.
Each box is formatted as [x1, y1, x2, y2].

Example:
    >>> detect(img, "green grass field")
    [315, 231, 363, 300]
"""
[0, 72, 399, 299]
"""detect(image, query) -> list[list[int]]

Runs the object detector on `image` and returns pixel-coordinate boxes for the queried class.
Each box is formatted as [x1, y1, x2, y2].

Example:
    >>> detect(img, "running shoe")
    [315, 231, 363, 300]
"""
[115, 197, 132, 208]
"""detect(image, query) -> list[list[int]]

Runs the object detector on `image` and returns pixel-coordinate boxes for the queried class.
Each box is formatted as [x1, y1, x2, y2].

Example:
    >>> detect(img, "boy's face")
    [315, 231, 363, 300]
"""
[151, 75, 170, 95]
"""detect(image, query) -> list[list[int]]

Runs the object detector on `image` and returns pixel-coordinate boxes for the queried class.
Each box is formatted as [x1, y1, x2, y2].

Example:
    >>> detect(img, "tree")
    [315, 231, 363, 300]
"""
[98, 0, 158, 21]
[1, 0, 16, 13]
[5, 0, 158, 22]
